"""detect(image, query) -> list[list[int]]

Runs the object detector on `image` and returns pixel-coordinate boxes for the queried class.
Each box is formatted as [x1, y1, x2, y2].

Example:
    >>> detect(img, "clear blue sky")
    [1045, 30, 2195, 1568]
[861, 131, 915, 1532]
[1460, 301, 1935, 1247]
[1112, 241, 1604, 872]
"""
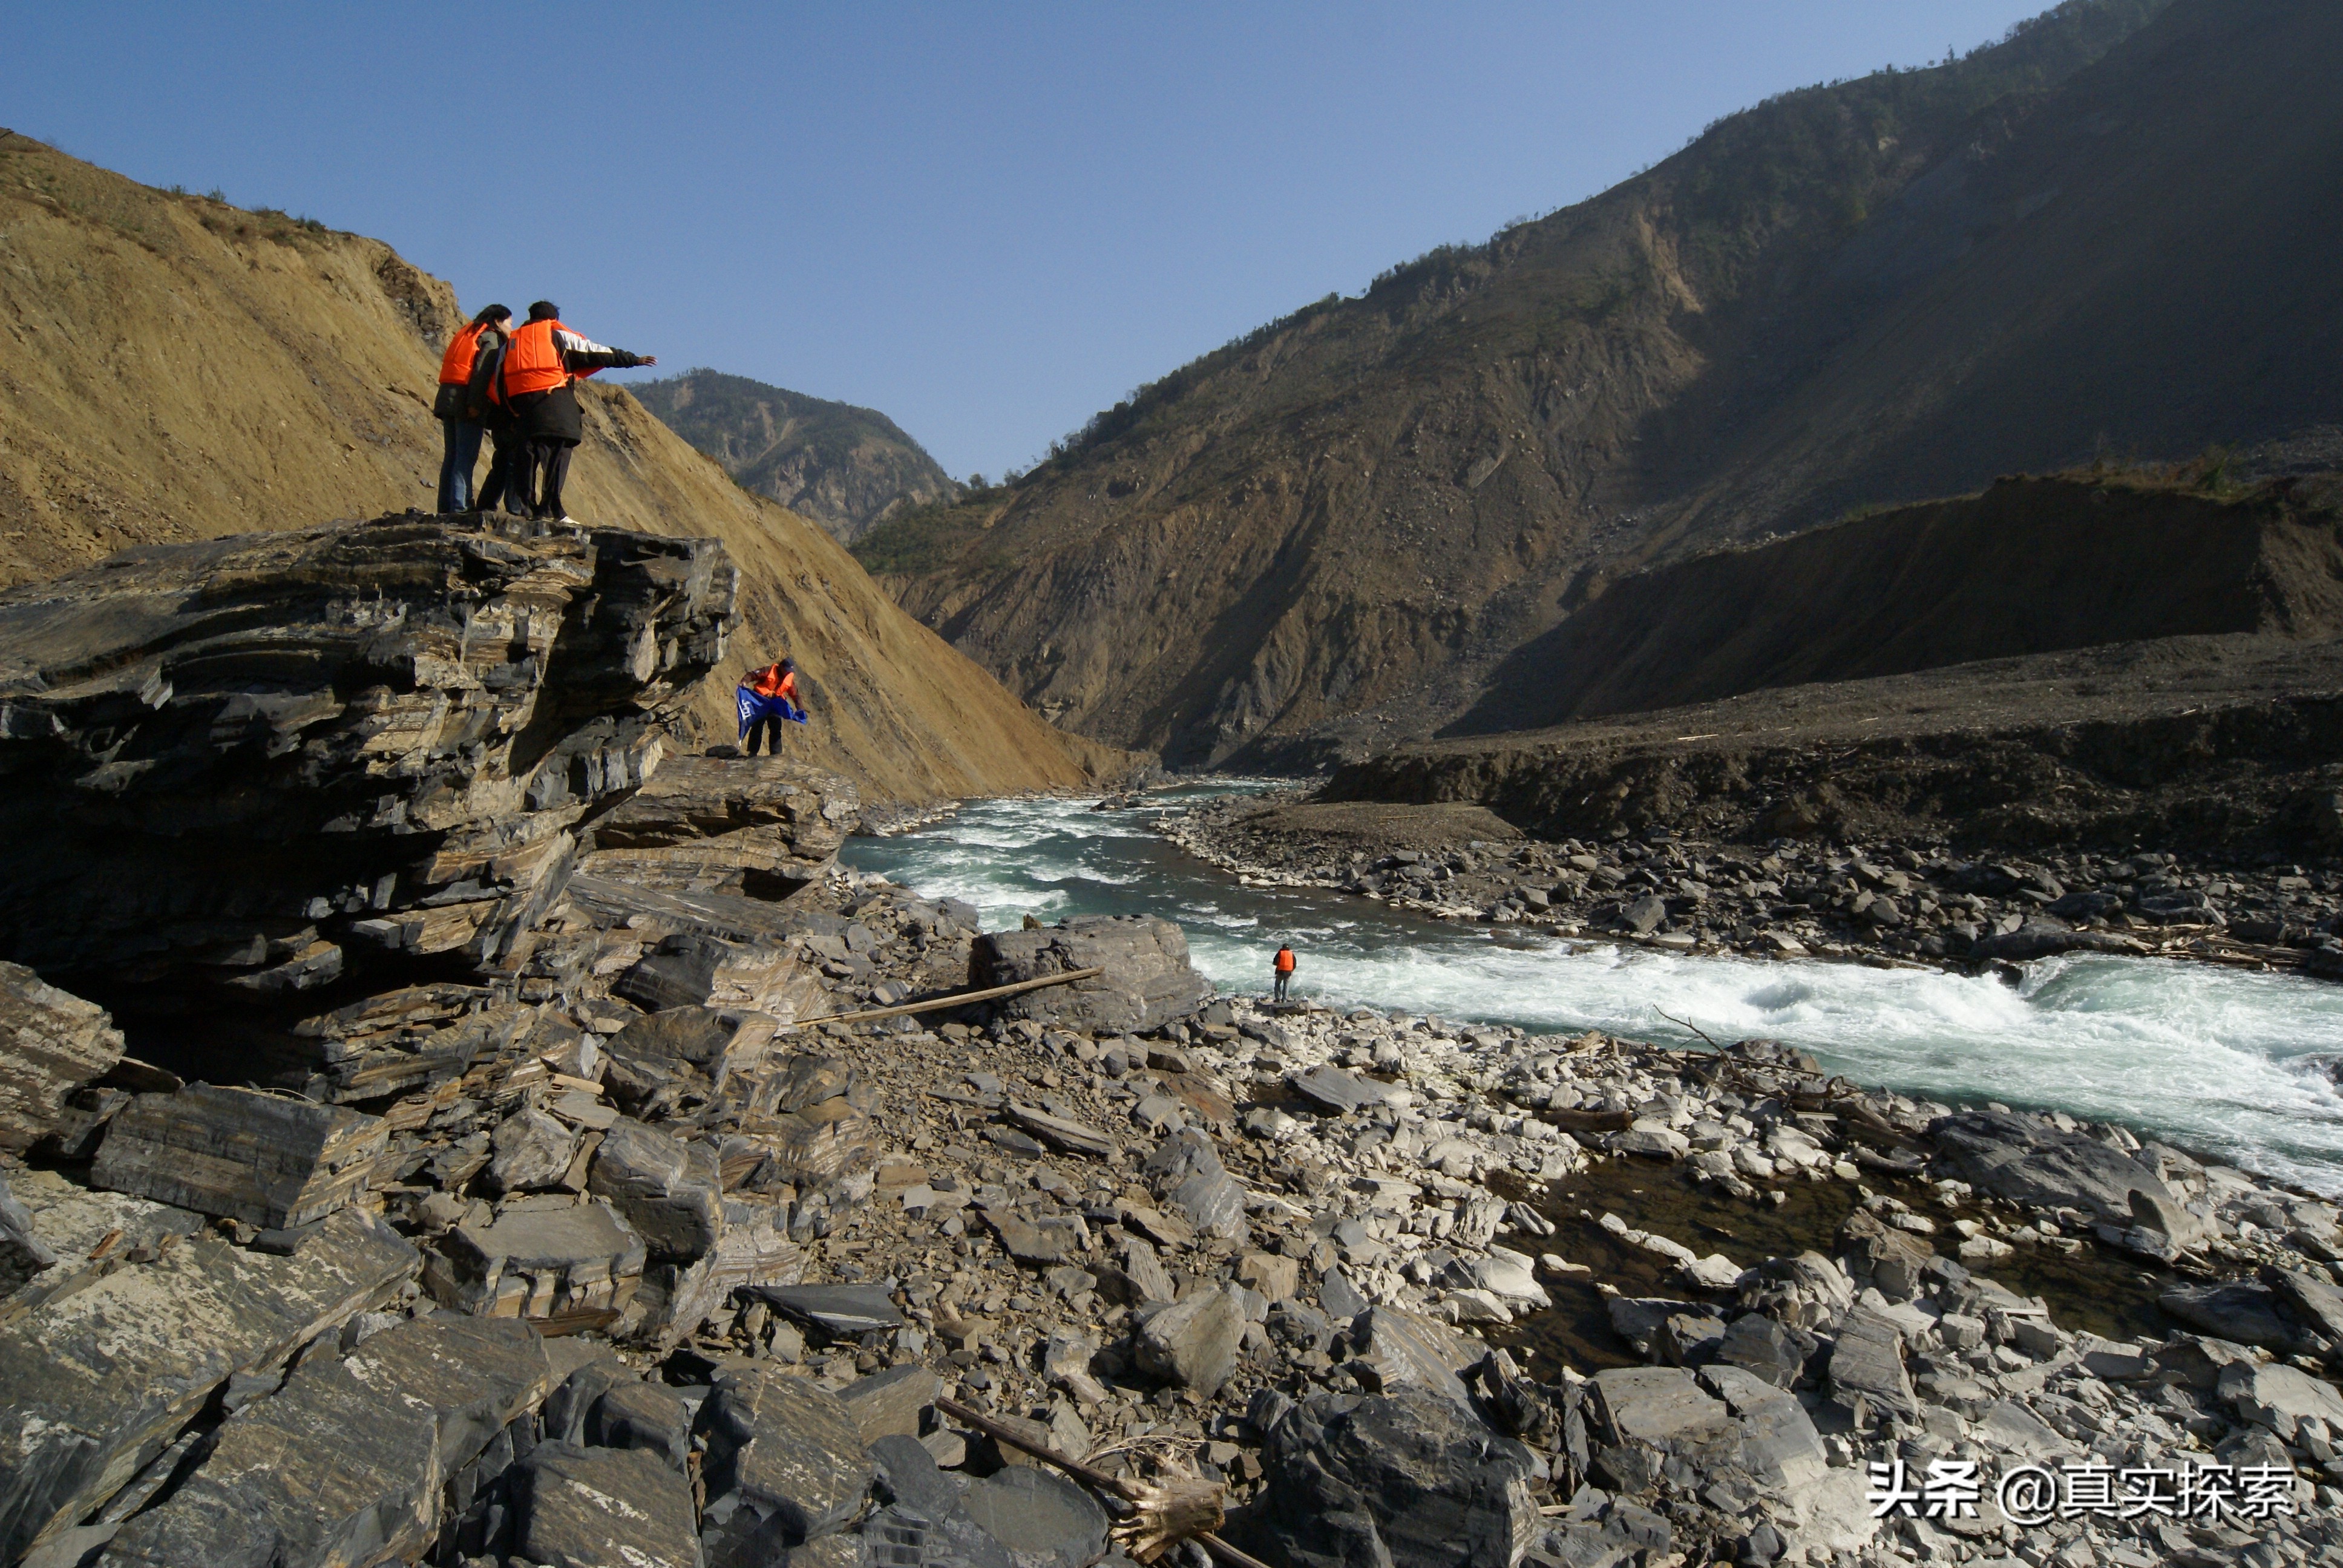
[5, 2, 2051, 478]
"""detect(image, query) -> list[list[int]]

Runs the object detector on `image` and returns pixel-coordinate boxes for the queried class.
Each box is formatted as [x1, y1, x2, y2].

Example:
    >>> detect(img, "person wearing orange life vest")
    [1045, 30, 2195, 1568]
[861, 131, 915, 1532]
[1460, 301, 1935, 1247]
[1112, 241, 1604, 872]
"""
[433, 304, 510, 513]
[491, 301, 657, 523]
[1273, 941, 1297, 1002]
[744, 658, 800, 755]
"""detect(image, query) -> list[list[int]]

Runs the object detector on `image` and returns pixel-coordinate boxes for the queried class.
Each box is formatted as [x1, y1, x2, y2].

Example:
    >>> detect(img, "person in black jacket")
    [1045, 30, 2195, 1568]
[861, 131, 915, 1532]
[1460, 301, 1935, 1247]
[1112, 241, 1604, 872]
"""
[492, 301, 656, 523]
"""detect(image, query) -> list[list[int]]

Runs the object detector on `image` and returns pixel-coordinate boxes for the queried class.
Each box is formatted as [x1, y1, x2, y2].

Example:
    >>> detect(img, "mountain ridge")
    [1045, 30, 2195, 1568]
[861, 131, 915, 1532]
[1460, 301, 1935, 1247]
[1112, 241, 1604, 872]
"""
[631, 368, 960, 543]
[856, 0, 2342, 769]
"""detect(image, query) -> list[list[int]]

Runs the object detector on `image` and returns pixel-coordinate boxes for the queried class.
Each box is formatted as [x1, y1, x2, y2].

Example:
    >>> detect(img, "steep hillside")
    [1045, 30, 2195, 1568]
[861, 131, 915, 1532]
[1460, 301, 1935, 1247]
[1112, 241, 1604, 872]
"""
[631, 368, 960, 543]
[0, 131, 1116, 802]
[1457, 472, 2343, 733]
[860, 0, 2342, 768]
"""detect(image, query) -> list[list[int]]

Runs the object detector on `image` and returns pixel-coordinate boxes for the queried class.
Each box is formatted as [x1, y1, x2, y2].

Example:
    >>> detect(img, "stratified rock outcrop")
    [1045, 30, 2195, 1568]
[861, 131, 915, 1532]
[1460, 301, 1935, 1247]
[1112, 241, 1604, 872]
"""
[0, 962, 123, 1152]
[0, 513, 735, 997]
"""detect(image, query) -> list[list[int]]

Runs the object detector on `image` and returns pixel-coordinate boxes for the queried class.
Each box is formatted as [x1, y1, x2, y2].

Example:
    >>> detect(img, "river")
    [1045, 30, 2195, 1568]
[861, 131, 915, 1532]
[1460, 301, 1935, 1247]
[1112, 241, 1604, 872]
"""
[844, 786, 2343, 1196]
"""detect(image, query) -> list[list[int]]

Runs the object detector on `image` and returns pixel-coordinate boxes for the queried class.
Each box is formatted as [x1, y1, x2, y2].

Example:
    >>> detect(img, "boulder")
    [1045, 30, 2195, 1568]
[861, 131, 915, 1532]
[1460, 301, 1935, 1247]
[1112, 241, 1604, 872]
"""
[1140, 1129, 1248, 1241]
[511, 1442, 701, 1568]
[1257, 1388, 1538, 1568]
[2218, 1359, 2343, 1443]
[2160, 1281, 2307, 1353]
[1928, 1108, 2177, 1223]
[697, 1366, 874, 1560]
[1591, 1367, 1731, 1445]
[1134, 1283, 1245, 1396]
[588, 1117, 725, 1261]
[1825, 1307, 1919, 1428]
[1715, 1313, 1807, 1388]
[487, 1106, 580, 1195]
[971, 915, 1214, 1034]
[1285, 1067, 1392, 1117]
[616, 937, 819, 1024]
[0, 964, 123, 1154]
[98, 1315, 553, 1568]
[0, 517, 734, 995]
[89, 1084, 387, 1231]
[752, 1282, 905, 1338]
[628, 1196, 802, 1351]
[582, 756, 860, 897]
[958, 1465, 1110, 1568]
[591, 1379, 695, 1471]
[839, 1364, 943, 1445]
[425, 1199, 646, 1328]
[0, 1207, 418, 1564]
[1349, 1306, 1480, 1411]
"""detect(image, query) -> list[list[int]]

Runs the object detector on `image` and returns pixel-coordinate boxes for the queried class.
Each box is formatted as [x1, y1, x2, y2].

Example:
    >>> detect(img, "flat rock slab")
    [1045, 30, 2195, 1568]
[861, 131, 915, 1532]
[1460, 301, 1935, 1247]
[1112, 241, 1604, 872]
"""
[1003, 1105, 1116, 1160]
[1826, 1307, 1919, 1427]
[1928, 1108, 2175, 1223]
[698, 1366, 874, 1563]
[99, 1315, 552, 1568]
[0, 1207, 418, 1564]
[958, 1465, 1109, 1568]
[0, 963, 123, 1154]
[2219, 1359, 2343, 1442]
[427, 1199, 646, 1327]
[1593, 1367, 1731, 1445]
[753, 1282, 904, 1337]
[514, 1442, 701, 1568]
[91, 1084, 387, 1230]
[1286, 1066, 1393, 1117]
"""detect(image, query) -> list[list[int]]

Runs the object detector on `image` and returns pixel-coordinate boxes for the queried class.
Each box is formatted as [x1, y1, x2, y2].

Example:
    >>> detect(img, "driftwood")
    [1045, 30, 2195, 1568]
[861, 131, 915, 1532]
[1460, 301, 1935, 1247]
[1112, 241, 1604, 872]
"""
[936, 1395, 1263, 1568]
[780, 967, 1105, 1033]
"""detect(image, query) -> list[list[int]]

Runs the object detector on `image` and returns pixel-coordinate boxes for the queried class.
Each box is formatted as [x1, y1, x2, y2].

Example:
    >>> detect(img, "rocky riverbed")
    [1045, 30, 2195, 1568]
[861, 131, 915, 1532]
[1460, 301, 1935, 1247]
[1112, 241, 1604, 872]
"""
[5, 517, 2343, 1568]
[1158, 792, 2343, 984]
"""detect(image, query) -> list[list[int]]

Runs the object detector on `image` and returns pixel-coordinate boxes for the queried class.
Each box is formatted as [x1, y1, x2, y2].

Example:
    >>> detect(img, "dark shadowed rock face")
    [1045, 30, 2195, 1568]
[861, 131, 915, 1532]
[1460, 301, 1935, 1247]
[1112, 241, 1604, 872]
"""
[0, 514, 735, 999]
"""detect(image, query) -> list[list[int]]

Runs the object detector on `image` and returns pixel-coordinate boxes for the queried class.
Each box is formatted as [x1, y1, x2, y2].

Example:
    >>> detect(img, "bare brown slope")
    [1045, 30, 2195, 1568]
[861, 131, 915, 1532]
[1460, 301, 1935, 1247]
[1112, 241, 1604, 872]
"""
[0, 131, 1116, 802]
[1455, 473, 2343, 733]
[862, 0, 2341, 769]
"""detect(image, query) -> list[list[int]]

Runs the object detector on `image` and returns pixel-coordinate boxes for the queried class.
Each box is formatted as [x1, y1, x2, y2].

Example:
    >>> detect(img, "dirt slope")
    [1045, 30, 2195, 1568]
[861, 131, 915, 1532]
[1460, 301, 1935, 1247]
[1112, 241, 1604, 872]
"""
[632, 369, 960, 543]
[1457, 472, 2343, 733]
[0, 131, 1117, 802]
[860, 0, 2342, 769]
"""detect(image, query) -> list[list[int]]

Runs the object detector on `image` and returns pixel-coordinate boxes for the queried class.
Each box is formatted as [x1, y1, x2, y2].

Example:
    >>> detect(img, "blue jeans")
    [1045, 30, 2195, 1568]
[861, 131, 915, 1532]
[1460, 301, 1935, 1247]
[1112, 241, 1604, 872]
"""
[437, 419, 483, 513]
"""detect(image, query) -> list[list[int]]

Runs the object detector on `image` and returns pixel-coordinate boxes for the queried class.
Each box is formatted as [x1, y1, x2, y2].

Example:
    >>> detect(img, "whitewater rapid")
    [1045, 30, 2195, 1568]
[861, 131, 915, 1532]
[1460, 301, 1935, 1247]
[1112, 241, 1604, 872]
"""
[843, 789, 2343, 1195]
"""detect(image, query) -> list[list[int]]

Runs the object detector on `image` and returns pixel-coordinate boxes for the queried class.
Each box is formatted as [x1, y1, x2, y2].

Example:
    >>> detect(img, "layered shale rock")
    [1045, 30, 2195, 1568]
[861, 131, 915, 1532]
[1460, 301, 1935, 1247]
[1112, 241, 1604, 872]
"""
[0, 962, 123, 1153]
[0, 512, 735, 1000]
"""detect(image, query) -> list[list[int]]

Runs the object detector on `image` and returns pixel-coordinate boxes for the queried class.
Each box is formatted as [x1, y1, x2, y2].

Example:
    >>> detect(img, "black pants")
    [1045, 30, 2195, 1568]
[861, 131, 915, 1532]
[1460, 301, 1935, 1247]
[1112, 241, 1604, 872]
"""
[744, 714, 785, 755]
[476, 426, 520, 514]
[514, 439, 574, 521]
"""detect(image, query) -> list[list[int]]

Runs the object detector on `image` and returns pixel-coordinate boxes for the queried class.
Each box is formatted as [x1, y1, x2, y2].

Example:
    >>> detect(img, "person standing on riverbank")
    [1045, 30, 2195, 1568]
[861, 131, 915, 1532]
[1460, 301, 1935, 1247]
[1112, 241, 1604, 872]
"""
[1273, 941, 1296, 1002]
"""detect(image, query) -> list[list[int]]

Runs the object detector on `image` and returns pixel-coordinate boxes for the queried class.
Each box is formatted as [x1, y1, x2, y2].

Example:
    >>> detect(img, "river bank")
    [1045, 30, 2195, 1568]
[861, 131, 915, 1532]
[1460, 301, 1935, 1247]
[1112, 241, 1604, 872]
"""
[1159, 789, 2343, 983]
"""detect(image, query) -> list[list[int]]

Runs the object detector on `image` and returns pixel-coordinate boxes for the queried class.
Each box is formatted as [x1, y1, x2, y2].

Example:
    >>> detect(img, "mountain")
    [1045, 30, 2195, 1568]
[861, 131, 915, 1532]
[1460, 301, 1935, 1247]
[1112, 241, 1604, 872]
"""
[632, 369, 960, 543]
[0, 131, 1119, 802]
[857, 0, 2343, 769]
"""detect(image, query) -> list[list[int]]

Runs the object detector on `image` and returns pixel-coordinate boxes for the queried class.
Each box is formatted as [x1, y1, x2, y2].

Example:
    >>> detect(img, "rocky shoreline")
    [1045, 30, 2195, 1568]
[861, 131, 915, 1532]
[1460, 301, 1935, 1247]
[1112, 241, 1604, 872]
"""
[1155, 790, 2343, 984]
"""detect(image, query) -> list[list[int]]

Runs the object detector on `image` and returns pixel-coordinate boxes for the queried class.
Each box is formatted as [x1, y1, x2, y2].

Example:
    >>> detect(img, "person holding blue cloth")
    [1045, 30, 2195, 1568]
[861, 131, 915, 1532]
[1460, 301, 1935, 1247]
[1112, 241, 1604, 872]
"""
[738, 658, 805, 754]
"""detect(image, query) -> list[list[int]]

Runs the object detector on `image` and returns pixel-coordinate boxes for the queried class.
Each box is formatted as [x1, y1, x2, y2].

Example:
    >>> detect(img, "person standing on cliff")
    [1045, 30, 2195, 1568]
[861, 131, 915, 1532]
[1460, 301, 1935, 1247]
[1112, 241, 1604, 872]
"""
[491, 301, 656, 523]
[740, 658, 802, 756]
[1273, 941, 1297, 1002]
[433, 304, 510, 512]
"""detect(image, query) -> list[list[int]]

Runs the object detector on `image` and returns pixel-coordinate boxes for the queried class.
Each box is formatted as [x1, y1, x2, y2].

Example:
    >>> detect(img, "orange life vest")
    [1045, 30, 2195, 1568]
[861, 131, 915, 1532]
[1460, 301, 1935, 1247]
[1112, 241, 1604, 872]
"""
[751, 665, 797, 700]
[499, 318, 576, 400]
[437, 320, 493, 387]
[1274, 947, 1296, 973]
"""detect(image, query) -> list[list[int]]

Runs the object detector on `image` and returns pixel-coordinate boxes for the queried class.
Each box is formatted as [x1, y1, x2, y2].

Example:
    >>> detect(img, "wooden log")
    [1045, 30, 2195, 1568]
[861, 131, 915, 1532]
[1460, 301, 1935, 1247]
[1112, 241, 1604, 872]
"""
[780, 967, 1105, 1033]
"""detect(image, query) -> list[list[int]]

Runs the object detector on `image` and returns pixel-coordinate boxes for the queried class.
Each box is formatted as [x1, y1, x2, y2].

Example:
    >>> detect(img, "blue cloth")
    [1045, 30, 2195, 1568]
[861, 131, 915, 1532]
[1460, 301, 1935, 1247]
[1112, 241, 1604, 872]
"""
[736, 684, 807, 739]
[436, 418, 483, 514]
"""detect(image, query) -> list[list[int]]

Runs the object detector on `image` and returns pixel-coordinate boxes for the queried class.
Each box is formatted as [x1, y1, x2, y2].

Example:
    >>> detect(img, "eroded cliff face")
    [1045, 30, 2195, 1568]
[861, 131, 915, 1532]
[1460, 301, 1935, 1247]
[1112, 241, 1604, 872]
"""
[0, 132, 1116, 802]
[867, 0, 2343, 767]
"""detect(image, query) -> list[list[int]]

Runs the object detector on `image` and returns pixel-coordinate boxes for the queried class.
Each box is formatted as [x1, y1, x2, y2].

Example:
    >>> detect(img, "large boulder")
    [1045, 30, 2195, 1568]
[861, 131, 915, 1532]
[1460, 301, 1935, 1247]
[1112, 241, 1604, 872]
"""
[96, 1315, 553, 1568]
[1255, 1388, 1539, 1568]
[1927, 1108, 2177, 1223]
[0, 515, 734, 996]
[582, 756, 859, 897]
[971, 915, 1214, 1034]
[0, 1207, 419, 1563]
[0, 964, 123, 1154]
[696, 1366, 874, 1564]
[90, 1083, 387, 1230]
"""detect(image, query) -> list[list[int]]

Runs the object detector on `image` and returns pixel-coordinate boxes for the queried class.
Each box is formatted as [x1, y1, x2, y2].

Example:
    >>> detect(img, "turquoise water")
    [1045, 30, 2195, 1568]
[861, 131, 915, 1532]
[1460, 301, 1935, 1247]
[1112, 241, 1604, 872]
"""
[845, 788, 2343, 1194]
